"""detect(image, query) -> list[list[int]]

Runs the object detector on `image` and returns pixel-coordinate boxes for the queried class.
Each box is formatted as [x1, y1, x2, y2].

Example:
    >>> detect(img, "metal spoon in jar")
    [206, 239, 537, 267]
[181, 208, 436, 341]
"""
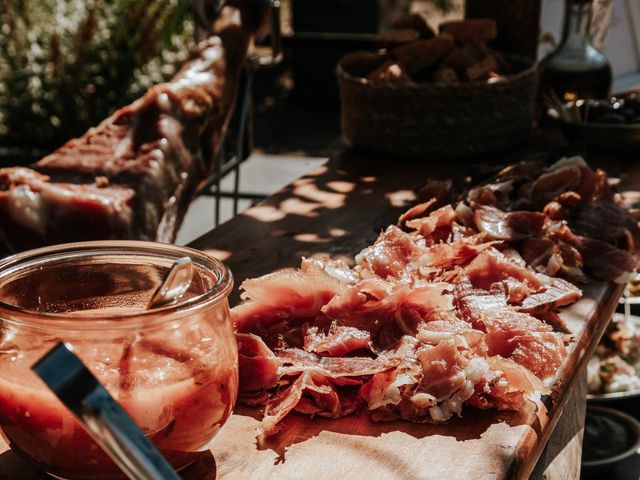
[119, 256, 194, 392]
[147, 256, 194, 309]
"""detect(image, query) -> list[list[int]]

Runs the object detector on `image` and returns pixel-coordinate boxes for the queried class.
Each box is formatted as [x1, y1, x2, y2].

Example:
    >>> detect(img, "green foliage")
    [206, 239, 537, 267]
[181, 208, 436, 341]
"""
[0, 0, 194, 156]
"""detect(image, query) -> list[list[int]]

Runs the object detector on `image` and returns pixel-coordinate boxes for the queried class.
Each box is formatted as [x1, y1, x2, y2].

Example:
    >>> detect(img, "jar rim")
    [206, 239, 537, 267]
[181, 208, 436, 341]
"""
[0, 241, 234, 331]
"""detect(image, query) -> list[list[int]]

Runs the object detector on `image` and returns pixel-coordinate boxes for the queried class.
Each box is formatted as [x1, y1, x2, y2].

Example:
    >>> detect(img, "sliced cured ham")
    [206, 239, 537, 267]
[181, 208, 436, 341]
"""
[320, 278, 395, 333]
[355, 226, 426, 280]
[474, 205, 545, 241]
[467, 180, 514, 210]
[232, 155, 638, 435]
[237, 333, 281, 395]
[363, 340, 492, 423]
[569, 201, 640, 252]
[304, 324, 371, 356]
[418, 236, 497, 270]
[261, 370, 359, 436]
[397, 198, 439, 227]
[321, 280, 455, 349]
[576, 236, 639, 284]
[487, 330, 567, 380]
[277, 349, 394, 379]
[467, 356, 549, 411]
[527, 163, 583, 208]
[405, 205, 456, 241]
[464, 249, 544, 291]
[233, 259, 351, 333]
[521, 237, 570, 278]
[518, 277, 582, 312]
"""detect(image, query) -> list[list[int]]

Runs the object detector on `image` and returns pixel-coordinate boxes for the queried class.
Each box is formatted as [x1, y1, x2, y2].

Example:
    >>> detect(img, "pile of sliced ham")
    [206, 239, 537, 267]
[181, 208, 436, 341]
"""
[232, 156, 640, 436]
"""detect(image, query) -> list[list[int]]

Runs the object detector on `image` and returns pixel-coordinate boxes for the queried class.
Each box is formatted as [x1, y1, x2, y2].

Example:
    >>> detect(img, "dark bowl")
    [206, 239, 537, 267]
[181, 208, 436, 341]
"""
[581, 406, 640, 480]
[560, 119, 640, 149]
[556, 98, 640, 149]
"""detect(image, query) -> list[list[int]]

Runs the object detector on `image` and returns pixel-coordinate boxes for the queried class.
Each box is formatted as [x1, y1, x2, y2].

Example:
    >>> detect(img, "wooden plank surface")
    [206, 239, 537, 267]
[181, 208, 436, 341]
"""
[530, 370, 587, 480]
[203, 285, 617, 480]
[0, 150, 632, 479]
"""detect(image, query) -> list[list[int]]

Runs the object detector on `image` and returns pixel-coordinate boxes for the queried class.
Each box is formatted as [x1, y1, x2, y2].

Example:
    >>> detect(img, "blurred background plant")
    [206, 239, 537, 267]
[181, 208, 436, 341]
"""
[0, 0, 194, 162]
[0, 0, 463, 163]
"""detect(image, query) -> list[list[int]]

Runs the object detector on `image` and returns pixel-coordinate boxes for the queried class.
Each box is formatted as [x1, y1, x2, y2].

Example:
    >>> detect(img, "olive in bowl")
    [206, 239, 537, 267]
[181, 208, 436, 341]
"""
[580, 95, 640, 124]
[555, 94, 640, 148]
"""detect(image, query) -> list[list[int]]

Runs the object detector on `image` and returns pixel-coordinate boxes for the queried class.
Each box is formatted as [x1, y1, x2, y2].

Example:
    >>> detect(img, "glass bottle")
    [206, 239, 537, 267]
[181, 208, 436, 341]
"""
[539, 0, 612, 104]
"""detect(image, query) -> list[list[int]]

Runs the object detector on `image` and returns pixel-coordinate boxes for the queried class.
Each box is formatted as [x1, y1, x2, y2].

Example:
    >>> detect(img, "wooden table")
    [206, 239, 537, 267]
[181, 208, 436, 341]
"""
[190, 150, 626, 480]
[1, 148, 638, 479]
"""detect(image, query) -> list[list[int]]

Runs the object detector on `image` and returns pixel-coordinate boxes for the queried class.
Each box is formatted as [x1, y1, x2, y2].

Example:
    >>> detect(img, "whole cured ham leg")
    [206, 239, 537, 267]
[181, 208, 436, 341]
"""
[0, 0, 266, 254]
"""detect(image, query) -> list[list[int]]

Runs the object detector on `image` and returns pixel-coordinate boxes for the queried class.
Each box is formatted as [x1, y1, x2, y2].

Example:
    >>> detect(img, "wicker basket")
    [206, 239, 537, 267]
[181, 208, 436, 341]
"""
[337, 52, 538, 158]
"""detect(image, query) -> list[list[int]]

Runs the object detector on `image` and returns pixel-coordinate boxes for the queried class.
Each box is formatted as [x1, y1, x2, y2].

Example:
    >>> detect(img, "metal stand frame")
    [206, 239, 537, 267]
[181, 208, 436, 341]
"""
[193, 0, 283, 227]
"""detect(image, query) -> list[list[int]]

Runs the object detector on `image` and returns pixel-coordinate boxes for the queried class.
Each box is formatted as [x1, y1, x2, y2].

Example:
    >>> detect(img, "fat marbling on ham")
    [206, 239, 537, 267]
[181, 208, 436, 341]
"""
[232, 156, 639, 436]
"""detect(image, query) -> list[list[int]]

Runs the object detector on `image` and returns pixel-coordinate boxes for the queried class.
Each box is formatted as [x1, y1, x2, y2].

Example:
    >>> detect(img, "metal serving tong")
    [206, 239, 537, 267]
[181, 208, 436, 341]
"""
[32, 342, 181, 480]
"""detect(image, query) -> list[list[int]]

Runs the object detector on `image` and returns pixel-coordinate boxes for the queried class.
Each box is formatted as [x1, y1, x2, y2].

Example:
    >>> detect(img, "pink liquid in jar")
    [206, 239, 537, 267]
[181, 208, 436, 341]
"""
[0, 241, 237, 479]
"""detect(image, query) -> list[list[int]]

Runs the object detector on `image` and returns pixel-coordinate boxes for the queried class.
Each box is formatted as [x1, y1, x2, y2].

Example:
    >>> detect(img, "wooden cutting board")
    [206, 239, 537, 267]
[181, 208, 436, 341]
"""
[0, 152, 628, 479]
[205, 282, 616, 480]
[194, 153, 623, 480]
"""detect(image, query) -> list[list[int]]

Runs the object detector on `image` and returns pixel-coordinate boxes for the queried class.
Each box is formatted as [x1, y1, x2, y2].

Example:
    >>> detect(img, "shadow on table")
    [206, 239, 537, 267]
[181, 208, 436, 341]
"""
[181, 452, 217, 480]
[190, 148, 523, 305]
[0, 449, 49, 480]
[236, 403, 534, 477]
[0, 449, 217, 480]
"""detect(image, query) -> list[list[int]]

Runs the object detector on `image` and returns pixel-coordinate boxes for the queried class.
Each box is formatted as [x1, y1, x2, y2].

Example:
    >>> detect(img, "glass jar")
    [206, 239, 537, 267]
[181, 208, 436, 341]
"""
[0, 241, 237, 480]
